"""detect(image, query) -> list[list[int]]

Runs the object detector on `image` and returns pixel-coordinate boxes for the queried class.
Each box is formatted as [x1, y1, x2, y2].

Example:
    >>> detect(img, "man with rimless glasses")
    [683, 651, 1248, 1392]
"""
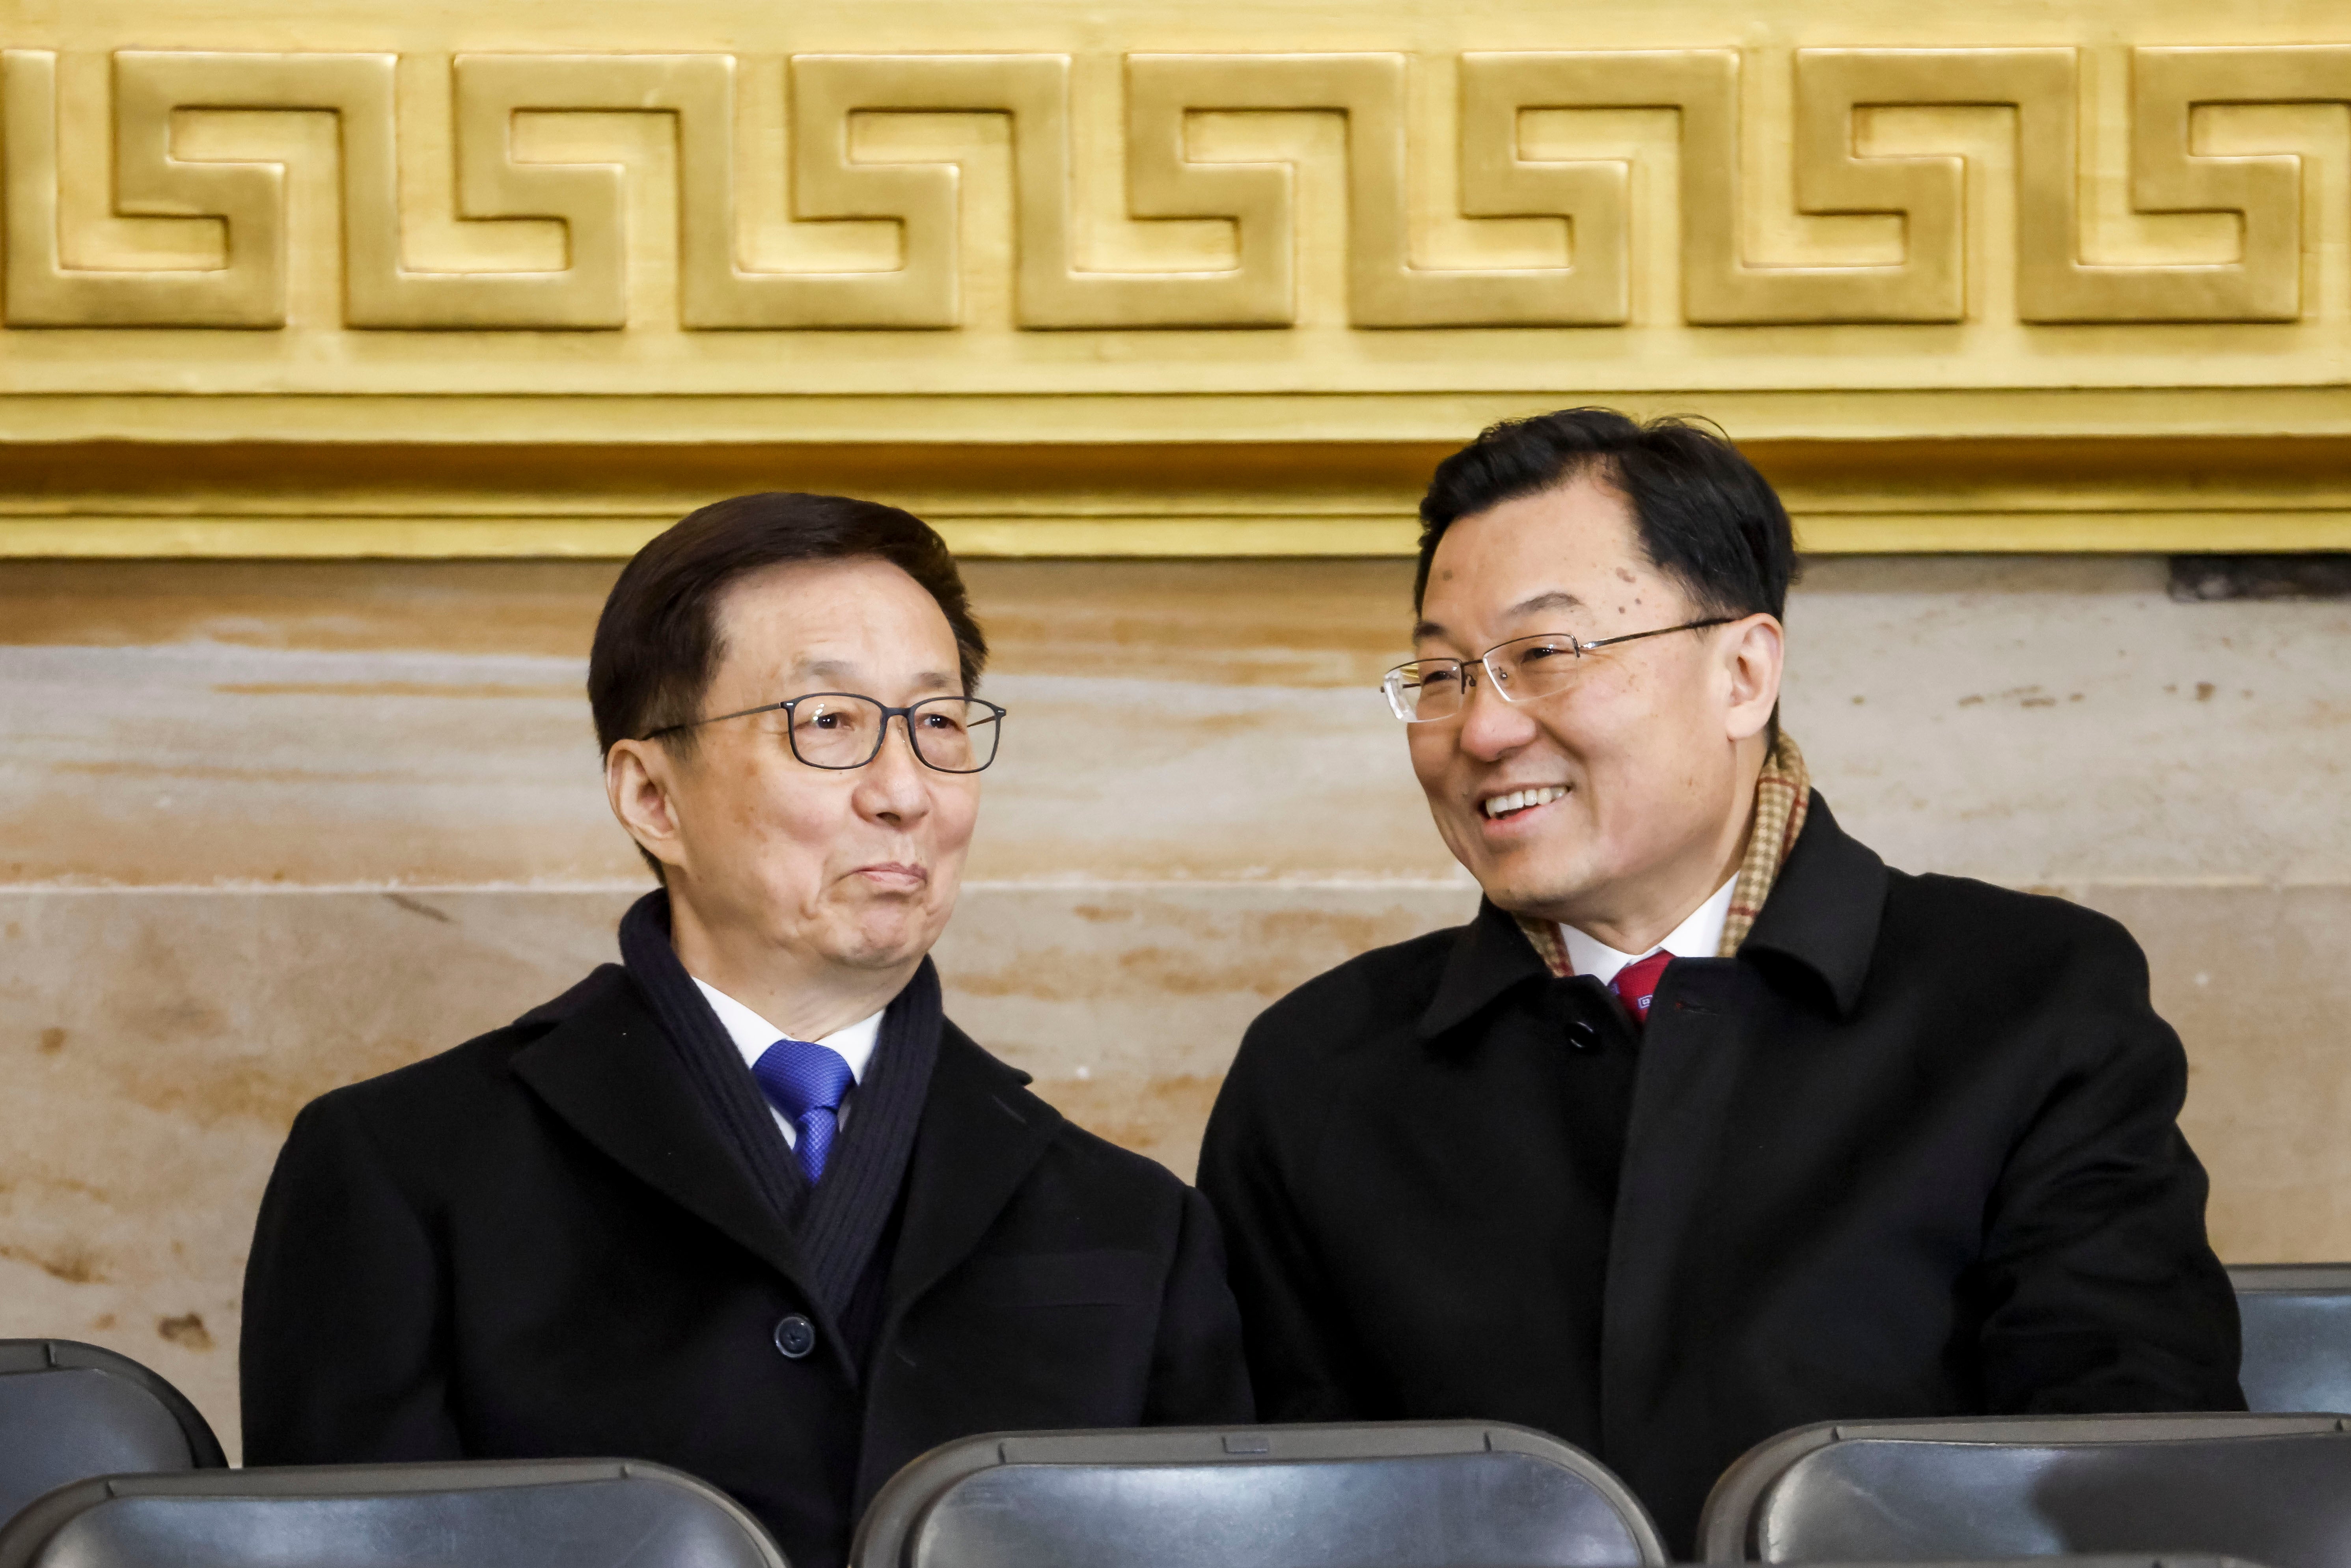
[241, 493, 1250, 1568]
[1200, 409, 2241, 1553]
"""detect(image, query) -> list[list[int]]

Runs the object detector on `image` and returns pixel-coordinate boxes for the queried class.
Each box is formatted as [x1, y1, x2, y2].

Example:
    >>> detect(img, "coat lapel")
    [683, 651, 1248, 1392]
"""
[1595, 948, 1754, 1460]
[510, 967, 816, 1298]
[878, 1023, 1063, 1327]
[1596, 792, 1890, 1458]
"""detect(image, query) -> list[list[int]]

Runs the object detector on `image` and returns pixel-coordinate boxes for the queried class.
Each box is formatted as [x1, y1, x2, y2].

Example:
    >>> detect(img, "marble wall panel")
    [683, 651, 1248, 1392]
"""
[5, 556, 2345, 886]
[1784, 557, 2351, 885]
[0, 559, 1460, 885]
[2077, 883, 2351, 1264]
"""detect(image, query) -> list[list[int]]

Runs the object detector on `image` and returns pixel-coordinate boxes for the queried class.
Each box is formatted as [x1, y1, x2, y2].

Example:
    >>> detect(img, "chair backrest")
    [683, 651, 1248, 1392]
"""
[0, 1458, 787, 1568]
[1696, 1413, 2351, 1568]
[852, 1422, 1668, 1568]
[0, 1341, 224, 1526]
[2230, 1264, 2351, 1413]
[1740, 1560, 2263, 1568]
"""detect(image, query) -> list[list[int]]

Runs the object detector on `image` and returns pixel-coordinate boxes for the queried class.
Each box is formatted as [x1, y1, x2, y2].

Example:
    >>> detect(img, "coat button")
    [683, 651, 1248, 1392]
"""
[773, 1314, 817, 1360]
[1568, 1017, 1600, 1051]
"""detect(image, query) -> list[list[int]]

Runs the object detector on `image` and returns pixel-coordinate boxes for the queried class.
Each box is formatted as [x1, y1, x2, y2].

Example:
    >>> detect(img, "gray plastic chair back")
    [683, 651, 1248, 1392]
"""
[1696, 1414, 2351, 1568]
[0, 1342, 223, 1527]
[2230, 1265, 2351, 1413]
[0, 1459, 787, 1568]
[1758, 1560, 2263, 1568]
[853, 1423, 1668, 1568]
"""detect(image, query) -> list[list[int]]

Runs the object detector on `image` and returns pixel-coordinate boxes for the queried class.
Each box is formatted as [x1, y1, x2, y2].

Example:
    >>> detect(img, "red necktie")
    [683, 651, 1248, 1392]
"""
[1609, 951, 1674, 1030]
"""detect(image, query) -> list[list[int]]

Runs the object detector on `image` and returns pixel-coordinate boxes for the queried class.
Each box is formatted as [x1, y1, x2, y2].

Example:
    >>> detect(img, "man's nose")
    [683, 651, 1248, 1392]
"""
[855, 717, 933, 818]
[1454, 666, 1538, 760]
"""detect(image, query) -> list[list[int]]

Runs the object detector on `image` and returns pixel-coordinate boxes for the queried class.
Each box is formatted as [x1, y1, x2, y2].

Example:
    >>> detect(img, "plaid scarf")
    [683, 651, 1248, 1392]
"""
[1514, 733, 1812, 976]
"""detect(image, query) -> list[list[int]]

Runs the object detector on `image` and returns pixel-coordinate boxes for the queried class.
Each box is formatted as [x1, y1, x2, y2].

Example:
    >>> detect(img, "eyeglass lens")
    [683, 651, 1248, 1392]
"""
[1386, 635, 1585, 721]
[788, 695, 1002, 772]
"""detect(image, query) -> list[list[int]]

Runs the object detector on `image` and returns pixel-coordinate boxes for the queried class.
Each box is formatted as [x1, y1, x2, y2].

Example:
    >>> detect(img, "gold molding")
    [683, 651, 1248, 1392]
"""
[3, 437, 2347, 556]
[9, 2, 2351, 555]
[9, 40, 2351, 337]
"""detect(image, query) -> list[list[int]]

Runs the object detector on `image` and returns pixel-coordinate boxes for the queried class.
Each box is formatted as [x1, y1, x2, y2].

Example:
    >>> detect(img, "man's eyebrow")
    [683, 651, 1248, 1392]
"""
[1412, 588, 1585, 643]
[798, 658, 959, 690]
[1505, 589, 1585, 619]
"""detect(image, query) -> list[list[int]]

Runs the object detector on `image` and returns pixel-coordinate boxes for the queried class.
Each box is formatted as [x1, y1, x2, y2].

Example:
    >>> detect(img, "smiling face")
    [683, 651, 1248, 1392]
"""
[606, 556, 980, 1016]
[1409, 473, 1784, 949]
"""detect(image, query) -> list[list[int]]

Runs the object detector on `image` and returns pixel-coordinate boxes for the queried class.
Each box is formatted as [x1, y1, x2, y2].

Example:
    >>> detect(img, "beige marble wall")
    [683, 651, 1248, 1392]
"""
[2, 554, 2345, 1456]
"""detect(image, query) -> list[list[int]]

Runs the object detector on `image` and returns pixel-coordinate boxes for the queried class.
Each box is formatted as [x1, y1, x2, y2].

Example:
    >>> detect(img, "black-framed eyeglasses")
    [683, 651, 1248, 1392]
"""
[1382, 619, 1733, 723]
[645, 692, 1008, 773]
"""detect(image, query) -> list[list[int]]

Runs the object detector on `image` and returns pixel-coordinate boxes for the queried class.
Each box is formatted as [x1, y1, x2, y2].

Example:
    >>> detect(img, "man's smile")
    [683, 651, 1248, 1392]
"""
[1480, 784, 1570, 821]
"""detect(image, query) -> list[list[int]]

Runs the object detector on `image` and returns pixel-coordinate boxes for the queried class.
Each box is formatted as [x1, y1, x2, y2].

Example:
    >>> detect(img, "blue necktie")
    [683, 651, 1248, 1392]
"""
[752, 1038, 855, 1184]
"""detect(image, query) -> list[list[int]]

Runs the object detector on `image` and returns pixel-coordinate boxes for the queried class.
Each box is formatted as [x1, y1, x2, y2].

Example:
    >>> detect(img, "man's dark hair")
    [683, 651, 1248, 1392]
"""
[589, 491, 987, 764]
[1414, 407, 1796, 623]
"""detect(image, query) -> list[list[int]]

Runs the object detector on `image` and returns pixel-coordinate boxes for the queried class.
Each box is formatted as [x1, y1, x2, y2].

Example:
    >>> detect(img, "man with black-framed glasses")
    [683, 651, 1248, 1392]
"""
[242, 492, 1250, 1568]
[1200, 408, 2242, 1555]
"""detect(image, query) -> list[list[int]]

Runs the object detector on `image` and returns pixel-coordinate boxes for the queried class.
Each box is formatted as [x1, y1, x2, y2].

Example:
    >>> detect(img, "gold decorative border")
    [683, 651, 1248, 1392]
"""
[12, 11, 2351, 557]
[5, 435, 2347, 556]
[11, 42, 2351, 345]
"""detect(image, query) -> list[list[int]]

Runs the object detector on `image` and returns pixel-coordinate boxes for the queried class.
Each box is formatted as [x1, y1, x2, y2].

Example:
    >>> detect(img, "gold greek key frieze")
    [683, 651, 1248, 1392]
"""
[6, 43, 2349, 332]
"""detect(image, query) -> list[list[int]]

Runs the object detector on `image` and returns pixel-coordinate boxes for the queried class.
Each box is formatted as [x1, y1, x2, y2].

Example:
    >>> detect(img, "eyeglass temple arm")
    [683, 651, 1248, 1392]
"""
[642, 698, 789, 740]
[1575, 616, 1736, 653]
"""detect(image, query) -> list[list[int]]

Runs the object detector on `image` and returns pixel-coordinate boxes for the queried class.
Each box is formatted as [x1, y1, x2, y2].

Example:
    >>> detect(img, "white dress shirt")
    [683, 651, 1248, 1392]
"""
[1558, 874, 1739, 986]
[692, 978, 883, 1148]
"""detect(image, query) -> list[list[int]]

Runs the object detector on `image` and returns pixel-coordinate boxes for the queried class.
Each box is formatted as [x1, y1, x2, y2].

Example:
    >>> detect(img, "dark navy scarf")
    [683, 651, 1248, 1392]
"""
[617, 889, 939, 1318]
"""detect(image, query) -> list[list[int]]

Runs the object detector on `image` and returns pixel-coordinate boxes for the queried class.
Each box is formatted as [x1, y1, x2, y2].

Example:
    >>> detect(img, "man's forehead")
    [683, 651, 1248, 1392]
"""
[712, 580, 959, 692]
[1416, 486, 1661, 639]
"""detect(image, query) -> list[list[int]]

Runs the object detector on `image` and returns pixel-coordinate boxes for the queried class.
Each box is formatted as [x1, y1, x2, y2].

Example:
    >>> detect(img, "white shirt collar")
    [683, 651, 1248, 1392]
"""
[691, 978, 883, 1082]
[1559, 874, 1739, 986]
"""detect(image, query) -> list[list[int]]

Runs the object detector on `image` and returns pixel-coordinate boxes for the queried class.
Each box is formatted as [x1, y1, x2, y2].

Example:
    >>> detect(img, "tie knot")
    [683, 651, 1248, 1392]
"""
[753, 1037, 854, 1121]
[1608, 951, 1676, 1028]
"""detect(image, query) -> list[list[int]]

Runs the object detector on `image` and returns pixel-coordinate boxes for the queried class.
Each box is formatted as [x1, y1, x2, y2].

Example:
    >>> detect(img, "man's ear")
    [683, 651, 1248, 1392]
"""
[605, 738, 690, 876]
[1722, 613, 1785, 743]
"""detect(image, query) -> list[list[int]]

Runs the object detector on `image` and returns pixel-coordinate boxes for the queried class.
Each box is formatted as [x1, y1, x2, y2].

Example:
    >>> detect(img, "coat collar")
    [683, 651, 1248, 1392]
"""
[1415, 788, 1886, 1035]
[1418, 896, 1552, 1040]
[1735, 791, 1886, 1020]
[509, 966, 815, 1295]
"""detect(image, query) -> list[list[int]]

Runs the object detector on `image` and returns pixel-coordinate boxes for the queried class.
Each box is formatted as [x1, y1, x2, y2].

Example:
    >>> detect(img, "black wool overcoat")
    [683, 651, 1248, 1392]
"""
[241, 964, 1251, 1568]
[1199, 793, 2243, 1556]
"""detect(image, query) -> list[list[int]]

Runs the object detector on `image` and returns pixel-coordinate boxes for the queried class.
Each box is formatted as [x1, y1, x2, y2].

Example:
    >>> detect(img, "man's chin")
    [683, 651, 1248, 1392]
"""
[818, 878, 957, 955]
[1460, 847, 1601, 923]
[819, 912, 947, 974]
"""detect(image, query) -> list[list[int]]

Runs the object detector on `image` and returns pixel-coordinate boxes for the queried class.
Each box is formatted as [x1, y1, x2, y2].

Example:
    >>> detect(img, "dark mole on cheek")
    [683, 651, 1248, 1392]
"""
[1615, 568, 1635, 582]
